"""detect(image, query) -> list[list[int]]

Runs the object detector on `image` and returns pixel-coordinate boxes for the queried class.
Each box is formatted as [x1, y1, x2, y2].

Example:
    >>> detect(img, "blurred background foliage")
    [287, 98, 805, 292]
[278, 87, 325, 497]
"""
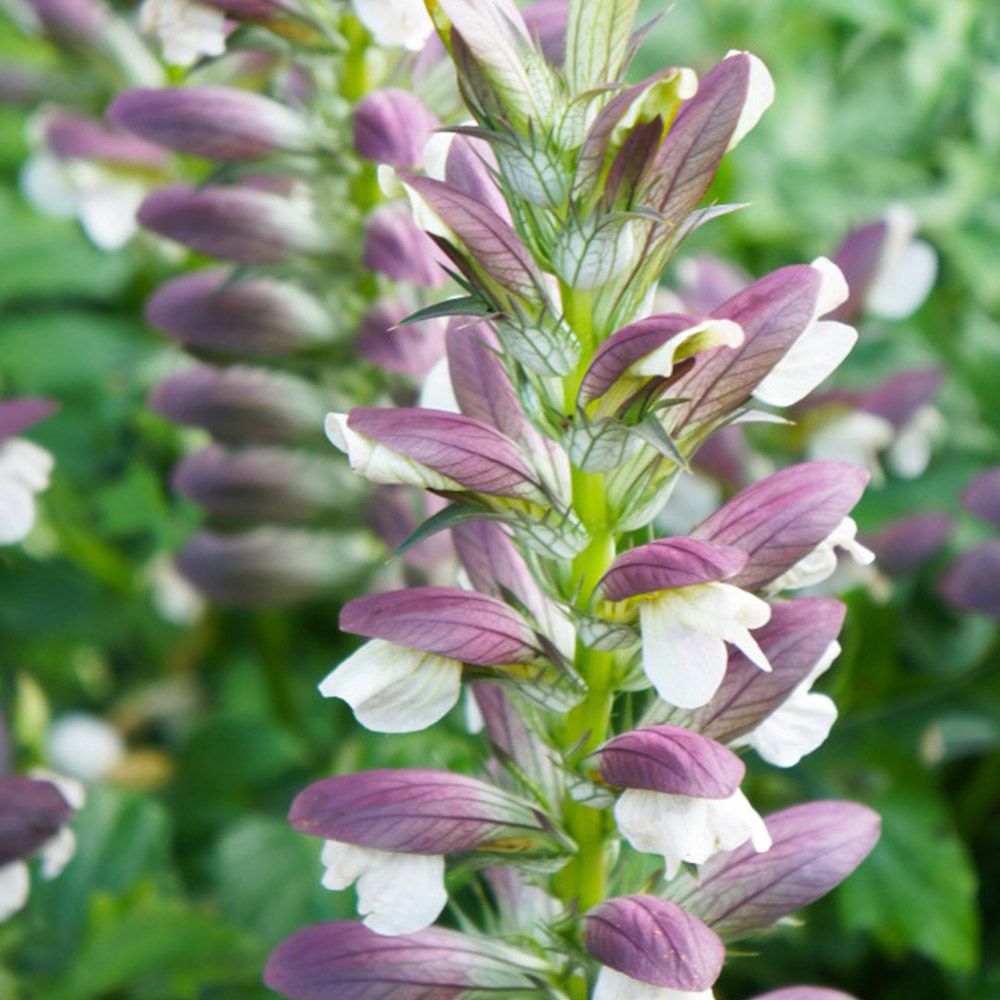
[0, 0, 998, 998]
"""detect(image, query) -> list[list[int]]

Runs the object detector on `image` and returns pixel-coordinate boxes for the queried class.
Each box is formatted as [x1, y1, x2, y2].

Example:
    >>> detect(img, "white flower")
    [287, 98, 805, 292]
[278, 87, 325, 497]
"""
[807, 410, 895, 482]
[319, 638, 461, 733]
[638, 582, 772, 709]
[615, 787, 771, 879]
[886, 404, 944, 480]
[0, 862, 31, 924]
[352, 0, 434, 51]
[325, 413, 461, 491]
[320, 840, 446, 935]
[594, 967, 714, 1000]
[866, 205, 937, 320]
[770, 517, 875, 592]
[20, 152, 146, 251]
[0, 438, 53, 545]
[753, 257, 856, 408]
[138, 0, 227, 66]
[46, 713, 125, 783]
[738, 641, 841, 767]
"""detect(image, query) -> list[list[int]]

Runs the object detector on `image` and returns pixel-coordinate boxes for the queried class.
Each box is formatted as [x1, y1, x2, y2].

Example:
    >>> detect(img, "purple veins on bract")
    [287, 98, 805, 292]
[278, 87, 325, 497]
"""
[586, 894, 725, 993]
[339, 587, 539, 666]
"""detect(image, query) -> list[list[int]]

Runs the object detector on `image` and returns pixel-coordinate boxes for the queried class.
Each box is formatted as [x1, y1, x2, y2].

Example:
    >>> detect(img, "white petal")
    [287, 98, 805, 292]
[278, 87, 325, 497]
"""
[20, 154, 80, 218]
[0, 862, 30, 923]
[594, 967, 714, 1000]
[46, 713, 125, 783]
[140, 0, 227, 66]
[629, 319, 744, 379]
[769, 518, 873, 592]
[0, 439, 53, 492]
[78, 182, 144, 250]
[810, 256, 850, 317]
[352, 0, 434, 50]
[753, 320, 858, 408]
[724, 50, 774, 150]
[640, 584, 771, 709]
[319, 639, 462, 733]
[614, 787, 770, 878]
[750, 690, 837, 768]
[418, 357, 460, 413]
[886, 405, 943, 480]
[355, 851, 447, 935]
[868, 207, 936, 319]
[807, 411, 894, 481]
[320, 840, 376, 891]
[640, 597, 728, 709]
[0, 480, 37, 545]
[38, 827, 77, 880]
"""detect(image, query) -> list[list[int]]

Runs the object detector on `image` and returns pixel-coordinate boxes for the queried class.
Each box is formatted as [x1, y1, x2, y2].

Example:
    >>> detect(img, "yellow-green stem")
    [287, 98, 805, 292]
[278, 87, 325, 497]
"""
[552, 286, 618, 950]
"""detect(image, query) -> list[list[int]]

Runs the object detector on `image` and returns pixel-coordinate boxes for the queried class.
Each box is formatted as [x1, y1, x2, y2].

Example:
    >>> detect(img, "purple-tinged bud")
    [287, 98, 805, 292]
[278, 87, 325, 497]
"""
[352, 89, 440, 166]
[963, 467, 1000, 529]
[172, 445, 361, 524]
[692, 425, 748, 488]
[150, 365, 326, 445]
[356, 302, 446, 377]
[941, 541, 1000, 618]
[398, 173, 540, 299]
[444, 134, 511, 223]
[669, 800, 881, 938]
[363, 206, 448, 287]
[340, 587, 539, 666]
[597, 725, 744, 799]
[642, 51, 772, 226]
[108, 87, 313, 162]
[0, 397, 57, 442]
[43, 112, 168, 168]
[862, 513, 952, 576]
[674, 254, 750, 315]
[334, 407, 543, 501]
[692, 462, 869, 590]
[522, 0, 568, 64]
[23, 0, 106, 46]
[857, 368, 942, 429]
[176, 528, 373, 607]
[366, 486, 453, 571]
[586, 895, 725, 993]
[599, 538, 747, 602]
[656, 597, 846, 746]
[579, 313, 743, 405]
[0, 775, 74, 865]
[137, 184, 332, 264]
[145, 269, 334, 356]
[289, 768, 563, 856]
[265, 922, 548, 1000]
[195, 0, 290, 19]
[669, 263, 827, 433]
[750, 990, 859, 1000]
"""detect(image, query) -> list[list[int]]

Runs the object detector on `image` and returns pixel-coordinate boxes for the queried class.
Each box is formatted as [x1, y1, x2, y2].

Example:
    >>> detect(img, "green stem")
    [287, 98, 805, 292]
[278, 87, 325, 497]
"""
[551, 285, 618, 938]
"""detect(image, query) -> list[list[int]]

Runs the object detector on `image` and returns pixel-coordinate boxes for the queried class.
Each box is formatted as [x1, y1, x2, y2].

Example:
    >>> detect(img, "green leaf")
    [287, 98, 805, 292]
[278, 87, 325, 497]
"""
[397, 295, 488, 327]
[395, 502, 505, 556]
[837, 778, 979, 973]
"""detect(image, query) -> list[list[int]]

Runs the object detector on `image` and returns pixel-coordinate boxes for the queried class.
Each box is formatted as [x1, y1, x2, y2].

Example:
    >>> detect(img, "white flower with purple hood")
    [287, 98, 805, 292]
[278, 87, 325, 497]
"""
[288, 768, 570, 935]
[596, 724, 771, 878]
[0, 397, 57, 545]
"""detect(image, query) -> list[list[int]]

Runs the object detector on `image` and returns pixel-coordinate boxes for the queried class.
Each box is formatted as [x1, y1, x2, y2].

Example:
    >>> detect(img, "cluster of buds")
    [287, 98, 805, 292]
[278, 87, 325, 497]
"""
[942, 467, 1000, 619]
[257, 3, 884, 1000]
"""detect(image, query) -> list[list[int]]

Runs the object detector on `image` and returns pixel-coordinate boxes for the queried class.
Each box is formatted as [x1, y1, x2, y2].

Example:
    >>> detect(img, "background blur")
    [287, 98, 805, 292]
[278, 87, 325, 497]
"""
[1, 0, 998, 997]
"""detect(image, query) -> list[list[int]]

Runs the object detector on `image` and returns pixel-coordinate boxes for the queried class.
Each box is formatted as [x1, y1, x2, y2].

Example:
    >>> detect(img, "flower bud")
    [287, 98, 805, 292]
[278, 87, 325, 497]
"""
[356, 301, 447, 376]
[751, 990, 859, 1000]
[352, 89, 439, 166]
[586, 895, 724, 994]
[266, 921, 548, 1000]
[363, 206, 447, 287]
[137, 184, 332, 264]
[669, 800, 881, 938]
[43, 112, 168, 168]
[0, 397, 57, 442]
[863, 513, 951, 576]
[151, 365, 327, 444]
[108, 86, 314, 162]
[23, 0, 106, 46]
[964, 468, 1000, 529]
[145, 269, 334, 356]
[172, 445, 363, 523]
[0, 776, 74, 865]
[941, 541, 1000, 618]
[176, 528, 375, 606]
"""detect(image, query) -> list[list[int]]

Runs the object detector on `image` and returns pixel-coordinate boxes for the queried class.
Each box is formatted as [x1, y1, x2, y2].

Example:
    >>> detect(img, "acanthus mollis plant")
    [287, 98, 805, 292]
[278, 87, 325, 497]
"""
[266, 3, 882, 1000]
[102, 0, 475, 606]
